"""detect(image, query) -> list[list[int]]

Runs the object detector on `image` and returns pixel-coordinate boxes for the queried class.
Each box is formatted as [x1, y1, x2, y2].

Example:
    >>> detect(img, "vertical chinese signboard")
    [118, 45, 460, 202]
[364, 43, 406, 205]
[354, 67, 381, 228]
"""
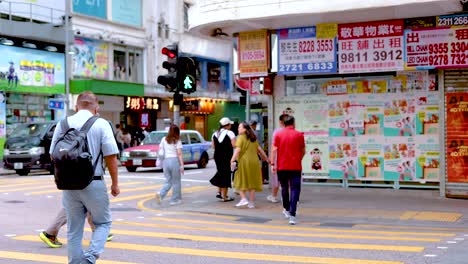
[445, 93, 468, 187]
[238, 30, 269, 77]
[277, 26, 337, 75]
[338, 20, 404, 73]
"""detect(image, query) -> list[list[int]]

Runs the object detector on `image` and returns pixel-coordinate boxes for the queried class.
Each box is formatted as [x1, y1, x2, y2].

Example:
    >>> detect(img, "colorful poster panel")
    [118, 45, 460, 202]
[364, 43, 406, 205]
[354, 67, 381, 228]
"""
[303, 137, 329, 178]
[446, 92, 468, 183]
[357, 136, 385, 180]
[73, 37, 109, 79]
[328, 94, 363, 137]
[415, 136, 440, 182]
[383, 94, 416, 136]
[238, 30, 269, 77]
[383, 137, 416, 181]
[329, 137, 358, 179]
[415, 92, 439, 135]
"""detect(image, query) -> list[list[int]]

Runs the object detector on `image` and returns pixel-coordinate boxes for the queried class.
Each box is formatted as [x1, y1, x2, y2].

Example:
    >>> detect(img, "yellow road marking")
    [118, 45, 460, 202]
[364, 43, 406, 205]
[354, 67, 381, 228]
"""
[0, 250, 138, 264]
[27, 181, 146, 195]
[111, 185, 208, 203]
[150, 217, 455, 237]
[0, 180, 51, 189]
[13, 236, 403, 264]
[355, 224, 468, 232]
[113, 221, 442, 242]
[0, 184, 53, 193]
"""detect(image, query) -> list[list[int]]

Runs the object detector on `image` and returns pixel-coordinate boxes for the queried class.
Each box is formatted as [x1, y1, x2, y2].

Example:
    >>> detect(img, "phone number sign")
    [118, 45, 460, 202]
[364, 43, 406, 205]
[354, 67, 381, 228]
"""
[277, 26, 337, 75]
[405, 27, 468, 69]
[338, 20, 404, 73]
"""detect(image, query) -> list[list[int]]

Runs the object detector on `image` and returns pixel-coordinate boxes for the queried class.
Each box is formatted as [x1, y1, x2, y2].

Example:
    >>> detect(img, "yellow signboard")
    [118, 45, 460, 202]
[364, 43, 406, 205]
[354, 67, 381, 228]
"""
[238, 30, 269, 77]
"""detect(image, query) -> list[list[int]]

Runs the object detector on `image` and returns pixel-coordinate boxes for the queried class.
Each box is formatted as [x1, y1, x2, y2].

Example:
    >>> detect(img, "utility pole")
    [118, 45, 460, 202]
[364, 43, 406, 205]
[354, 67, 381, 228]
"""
[64, 0, 71, 117]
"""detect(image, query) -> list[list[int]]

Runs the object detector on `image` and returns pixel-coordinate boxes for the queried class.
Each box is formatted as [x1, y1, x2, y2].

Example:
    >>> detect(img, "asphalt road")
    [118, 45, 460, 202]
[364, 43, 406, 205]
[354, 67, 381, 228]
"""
[1, 162, 468, 264]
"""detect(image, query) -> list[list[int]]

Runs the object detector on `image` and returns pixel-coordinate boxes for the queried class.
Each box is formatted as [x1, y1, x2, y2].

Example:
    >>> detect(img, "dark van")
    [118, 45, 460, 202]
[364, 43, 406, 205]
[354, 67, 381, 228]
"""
[3, 122, 57, 176]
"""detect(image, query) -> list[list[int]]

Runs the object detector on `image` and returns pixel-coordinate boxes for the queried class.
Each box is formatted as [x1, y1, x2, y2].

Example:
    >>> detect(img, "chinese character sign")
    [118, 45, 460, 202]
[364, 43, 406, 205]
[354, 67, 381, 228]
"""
[238, 30, 269, 77]
[277, 26, 337, 75]
[405, 27, 468, 69]
[338, 20, 404, 73]
[124, 97, 160, 111]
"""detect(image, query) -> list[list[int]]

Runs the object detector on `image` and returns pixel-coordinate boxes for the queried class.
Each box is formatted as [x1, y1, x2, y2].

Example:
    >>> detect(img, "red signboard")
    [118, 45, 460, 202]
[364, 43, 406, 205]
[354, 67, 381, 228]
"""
[338, 20, 405, 73]
[446, 92, 468, 183]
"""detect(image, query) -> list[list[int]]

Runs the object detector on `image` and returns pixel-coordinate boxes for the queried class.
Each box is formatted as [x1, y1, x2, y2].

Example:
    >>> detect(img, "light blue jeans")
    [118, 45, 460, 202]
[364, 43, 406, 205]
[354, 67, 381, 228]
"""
[159, 157, 182, 202]
[63, 180, 111, 264]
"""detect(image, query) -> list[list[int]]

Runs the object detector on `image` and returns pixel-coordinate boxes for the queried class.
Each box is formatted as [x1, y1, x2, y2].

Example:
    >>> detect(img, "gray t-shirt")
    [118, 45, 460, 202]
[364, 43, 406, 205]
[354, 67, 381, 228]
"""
[50, 110, 119, 176]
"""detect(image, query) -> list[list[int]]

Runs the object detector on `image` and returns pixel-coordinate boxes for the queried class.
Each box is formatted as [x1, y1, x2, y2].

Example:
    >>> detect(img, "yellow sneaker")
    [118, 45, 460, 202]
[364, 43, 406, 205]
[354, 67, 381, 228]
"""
[39, 232, 62, 248]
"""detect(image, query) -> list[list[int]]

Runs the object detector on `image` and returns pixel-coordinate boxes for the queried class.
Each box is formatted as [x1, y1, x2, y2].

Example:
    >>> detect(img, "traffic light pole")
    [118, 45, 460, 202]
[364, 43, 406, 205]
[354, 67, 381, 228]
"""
[173, 92, 180, 126]
[246, 77, 251, 121]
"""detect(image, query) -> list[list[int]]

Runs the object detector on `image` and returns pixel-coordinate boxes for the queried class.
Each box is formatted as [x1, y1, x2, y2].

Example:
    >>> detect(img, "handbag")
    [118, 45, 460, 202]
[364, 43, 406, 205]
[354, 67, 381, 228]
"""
[156, 138, 166, 167]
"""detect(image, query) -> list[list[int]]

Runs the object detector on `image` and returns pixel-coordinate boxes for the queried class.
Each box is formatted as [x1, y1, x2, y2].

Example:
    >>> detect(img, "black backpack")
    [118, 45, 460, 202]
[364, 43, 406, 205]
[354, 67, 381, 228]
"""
[52, 116, 102, 190]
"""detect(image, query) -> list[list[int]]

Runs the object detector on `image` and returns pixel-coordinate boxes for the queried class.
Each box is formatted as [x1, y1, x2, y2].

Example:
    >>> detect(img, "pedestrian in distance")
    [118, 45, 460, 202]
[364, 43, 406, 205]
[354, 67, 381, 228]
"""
[39, 208, 114, 248]
[114, 124, 124, 153]
[230, 121, 269, 209]
[271, 115, 305, 225]
[267, 114, 289, 204]
[210, 117, 236, 202]
[155, 124, 184, 206]
[49, 91, 120, 263]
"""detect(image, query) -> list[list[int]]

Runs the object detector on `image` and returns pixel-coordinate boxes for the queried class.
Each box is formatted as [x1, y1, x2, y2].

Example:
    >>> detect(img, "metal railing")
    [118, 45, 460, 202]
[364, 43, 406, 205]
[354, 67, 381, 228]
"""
[0, 0, 65, 25]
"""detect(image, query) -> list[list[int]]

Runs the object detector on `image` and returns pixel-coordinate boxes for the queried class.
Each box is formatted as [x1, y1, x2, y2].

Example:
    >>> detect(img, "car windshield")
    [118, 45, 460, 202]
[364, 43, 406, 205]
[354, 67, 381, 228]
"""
[11, 123, 50, 137]
[141, 132, 167, 145]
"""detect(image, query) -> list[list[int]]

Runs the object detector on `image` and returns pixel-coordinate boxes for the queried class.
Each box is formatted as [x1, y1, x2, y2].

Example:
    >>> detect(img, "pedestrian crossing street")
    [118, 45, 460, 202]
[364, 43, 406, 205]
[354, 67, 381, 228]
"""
[1, 176, 467, 264]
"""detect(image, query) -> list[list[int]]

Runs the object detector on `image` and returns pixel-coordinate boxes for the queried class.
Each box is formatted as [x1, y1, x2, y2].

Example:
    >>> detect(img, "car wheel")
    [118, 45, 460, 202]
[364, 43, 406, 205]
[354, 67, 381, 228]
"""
[197, 153, 208, 169]
[16, 169, 30, 176]
[126, 166, 137, 172]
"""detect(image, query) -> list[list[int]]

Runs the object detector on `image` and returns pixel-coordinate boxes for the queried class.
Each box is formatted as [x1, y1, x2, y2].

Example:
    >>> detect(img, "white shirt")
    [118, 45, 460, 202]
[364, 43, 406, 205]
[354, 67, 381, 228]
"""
[161, 137, 182, 158]
[211, 128, 235, 143]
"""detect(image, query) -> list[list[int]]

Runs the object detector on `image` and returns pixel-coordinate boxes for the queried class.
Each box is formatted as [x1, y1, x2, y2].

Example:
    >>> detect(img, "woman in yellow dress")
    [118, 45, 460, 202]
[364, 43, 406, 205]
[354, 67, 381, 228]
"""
[230, 121, 269, 208]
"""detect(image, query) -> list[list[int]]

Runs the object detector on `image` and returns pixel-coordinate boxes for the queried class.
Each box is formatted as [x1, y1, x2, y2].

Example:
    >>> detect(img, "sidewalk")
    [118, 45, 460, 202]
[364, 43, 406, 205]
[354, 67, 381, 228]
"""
[0, 167, 18, 176]
[154, 184, 468, 228]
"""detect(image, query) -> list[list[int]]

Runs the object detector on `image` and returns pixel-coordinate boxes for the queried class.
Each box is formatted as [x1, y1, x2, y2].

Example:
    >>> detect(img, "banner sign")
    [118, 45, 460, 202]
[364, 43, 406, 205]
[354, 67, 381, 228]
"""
[446, 92, 468, 183]
[124, 96, 160, 111]
[112, 0, 142, 27]
[437, 14, 468, 27]
[405, 27, 468, 69]
[277, 26, 336, 75]
[238, 30, 269, 77]
[338, 20, 405, 73]
[73, 37, 109, 79]
[73, 0, 107, 19]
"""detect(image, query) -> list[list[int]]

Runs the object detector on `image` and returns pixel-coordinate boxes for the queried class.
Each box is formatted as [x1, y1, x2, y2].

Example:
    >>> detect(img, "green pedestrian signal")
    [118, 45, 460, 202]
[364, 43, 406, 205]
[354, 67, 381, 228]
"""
[177, 57, 196, 94]
[184, 76, 193, 89]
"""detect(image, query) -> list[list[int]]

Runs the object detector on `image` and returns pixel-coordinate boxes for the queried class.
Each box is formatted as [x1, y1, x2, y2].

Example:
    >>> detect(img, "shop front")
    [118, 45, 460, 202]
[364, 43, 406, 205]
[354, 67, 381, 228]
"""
[123, 96, 161, 131]
[266, 19, 446, 190]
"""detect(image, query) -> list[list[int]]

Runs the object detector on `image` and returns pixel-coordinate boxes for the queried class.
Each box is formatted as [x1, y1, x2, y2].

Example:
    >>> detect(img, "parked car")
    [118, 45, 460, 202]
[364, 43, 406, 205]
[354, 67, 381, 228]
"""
[120, 130, 213, 172]
[3, 121, 57, 176]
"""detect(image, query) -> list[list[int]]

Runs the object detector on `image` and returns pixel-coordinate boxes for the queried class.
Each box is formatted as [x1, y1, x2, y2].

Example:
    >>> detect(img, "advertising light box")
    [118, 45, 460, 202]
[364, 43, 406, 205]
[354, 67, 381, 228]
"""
[0, 45, 65, 94]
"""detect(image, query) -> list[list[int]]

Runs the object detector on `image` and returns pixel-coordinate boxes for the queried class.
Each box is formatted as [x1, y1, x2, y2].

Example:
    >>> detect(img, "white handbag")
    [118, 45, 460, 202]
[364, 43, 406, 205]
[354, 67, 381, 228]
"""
[156, 138, 166, 167]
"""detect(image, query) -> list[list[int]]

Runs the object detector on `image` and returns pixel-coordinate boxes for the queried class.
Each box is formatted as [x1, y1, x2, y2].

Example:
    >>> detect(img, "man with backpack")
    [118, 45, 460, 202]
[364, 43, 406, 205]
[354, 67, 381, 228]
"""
[49, 91, 120, 264]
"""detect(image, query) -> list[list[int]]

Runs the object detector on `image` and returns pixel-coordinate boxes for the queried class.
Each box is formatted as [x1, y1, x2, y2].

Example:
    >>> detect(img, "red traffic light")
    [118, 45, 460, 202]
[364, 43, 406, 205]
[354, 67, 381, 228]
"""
[162, 47, 176, 59]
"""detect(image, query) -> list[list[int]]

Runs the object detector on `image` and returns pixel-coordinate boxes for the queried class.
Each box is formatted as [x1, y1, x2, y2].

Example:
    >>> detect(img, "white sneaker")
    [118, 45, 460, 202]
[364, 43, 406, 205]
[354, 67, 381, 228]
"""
[247, 202, 255, 209]
[267, 195, 280, 203]
[282, 209, 290, 219]
[169, 200, 182, 205]
[289, 216, 296, 225]
[235, 199, 249, 207]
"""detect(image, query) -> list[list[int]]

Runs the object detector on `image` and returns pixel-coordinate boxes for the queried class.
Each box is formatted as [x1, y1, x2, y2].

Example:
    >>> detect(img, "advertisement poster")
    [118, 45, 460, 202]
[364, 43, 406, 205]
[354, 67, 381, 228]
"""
[446, 92, 468, 183]
[383, 94, 416, 136]
[112, 0, 142, 27]
[303, 136, 329, 177]
[357, 136, 385, 180]
[0, 45, 65, 94]
[238, 30, 269, 77]
[329, 137, 358, 179]
[415, 92, 439, 135]
[73, 0, 107, 19]
[415, 136, 440, 182]
[328, 94, 364, 137]
[383, 137, 416, 181]
[73, 37, 109, 79]
[361, 94, 384, 136]
[338, 20, 405, 73]
[277, 26, 336, 75]
[405, 26, 468, 69]
[274, 96, 304, 131]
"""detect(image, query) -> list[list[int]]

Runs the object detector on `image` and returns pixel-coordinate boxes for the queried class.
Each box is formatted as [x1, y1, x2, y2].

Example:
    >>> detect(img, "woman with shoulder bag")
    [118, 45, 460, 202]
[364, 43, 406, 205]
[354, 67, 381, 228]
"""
[155, 125, 184, 205]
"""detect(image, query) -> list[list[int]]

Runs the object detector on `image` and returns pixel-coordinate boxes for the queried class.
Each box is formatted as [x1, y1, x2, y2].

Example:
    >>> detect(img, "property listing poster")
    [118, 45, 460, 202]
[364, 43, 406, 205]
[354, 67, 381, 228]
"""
[414, 92, 439, 136]
[446, 92, 468, 183]
[357, 136, 385, 180]
[383, 93, 416, 136]
[329, 137, 358, 179]
[415, 136, 440, 182]
[383, 137, 416, 181]
[275, 96, 329, 178]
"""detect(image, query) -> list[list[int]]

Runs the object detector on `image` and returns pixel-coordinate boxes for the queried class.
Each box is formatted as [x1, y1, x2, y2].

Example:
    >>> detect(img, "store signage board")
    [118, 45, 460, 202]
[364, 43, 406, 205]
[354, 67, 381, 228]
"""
[405, 27, 468, 69]
[48, 99, 64, 110]
[238, 30, 269, 77]
[338, 20, 405, 73]
[124, 97, 160, 111]
[277, 26, 337, 75]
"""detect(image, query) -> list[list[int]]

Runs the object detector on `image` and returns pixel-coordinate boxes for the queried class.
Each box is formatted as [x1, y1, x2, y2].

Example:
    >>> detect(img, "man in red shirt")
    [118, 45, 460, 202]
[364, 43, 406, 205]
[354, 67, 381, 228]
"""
[271, 115, 305, 225]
